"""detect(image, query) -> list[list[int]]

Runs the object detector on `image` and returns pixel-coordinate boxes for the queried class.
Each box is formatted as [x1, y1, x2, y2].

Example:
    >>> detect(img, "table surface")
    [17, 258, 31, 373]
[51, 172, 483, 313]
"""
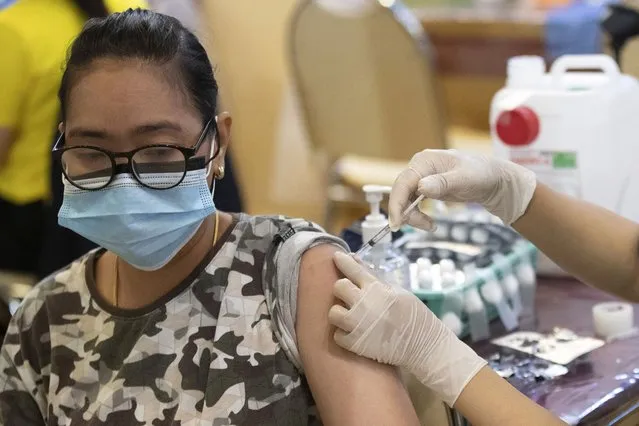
[470, 278, 639, 425]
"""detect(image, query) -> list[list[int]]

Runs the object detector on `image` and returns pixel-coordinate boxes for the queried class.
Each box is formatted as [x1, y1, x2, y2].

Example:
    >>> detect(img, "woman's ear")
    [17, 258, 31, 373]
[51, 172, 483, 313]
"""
[212, 112, 232, 179]
[58, 122, 65, 134]
[215, 112, 232, 157]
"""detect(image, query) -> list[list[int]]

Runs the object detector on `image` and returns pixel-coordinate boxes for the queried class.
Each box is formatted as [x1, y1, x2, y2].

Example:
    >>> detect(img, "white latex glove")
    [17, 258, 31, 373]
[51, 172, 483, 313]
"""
[329, 252, 487, 406]
[389, 149, 537, 230]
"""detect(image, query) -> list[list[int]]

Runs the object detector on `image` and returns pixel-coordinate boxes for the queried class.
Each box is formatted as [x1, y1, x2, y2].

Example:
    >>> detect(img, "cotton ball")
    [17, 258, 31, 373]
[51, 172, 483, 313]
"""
[516, 262, 536, 286]
[441, 272, 457, 288]
[470, 227, 490, 244]
[434, 223, 449, 239]
[451, 224, 469, 242]
[463, 263, 478, 279]
[503, 274, 519, 297]
[439, 259, 456, 274]
[416, 257, 432, 273]
[464, 289, 484, 313]
[441, 312, 463, 337]
[418, 270, 433, 290]
[472, 212, 491, 223]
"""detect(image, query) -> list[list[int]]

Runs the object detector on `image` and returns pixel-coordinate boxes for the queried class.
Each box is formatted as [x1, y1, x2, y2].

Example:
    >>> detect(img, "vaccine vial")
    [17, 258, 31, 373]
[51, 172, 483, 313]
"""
[360, 244, 411, 290]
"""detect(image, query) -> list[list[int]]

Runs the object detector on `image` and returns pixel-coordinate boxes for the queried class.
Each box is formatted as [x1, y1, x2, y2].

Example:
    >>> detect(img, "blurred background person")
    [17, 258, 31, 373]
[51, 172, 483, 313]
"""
[0, 0, 146, 279]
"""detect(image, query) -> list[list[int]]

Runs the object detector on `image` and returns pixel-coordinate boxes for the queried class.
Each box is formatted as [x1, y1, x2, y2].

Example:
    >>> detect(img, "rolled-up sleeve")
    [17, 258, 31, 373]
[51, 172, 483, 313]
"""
[262, 218, 349, 371]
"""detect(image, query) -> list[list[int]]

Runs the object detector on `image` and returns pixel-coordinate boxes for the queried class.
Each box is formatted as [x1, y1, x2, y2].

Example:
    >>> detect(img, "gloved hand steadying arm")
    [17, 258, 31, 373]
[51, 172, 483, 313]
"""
[329, 251, 487, 406]
[389, 150, 537, 230]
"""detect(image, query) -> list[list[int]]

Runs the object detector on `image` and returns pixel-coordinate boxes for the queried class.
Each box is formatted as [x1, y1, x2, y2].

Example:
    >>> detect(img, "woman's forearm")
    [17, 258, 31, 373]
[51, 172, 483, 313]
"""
[454, 366, 565, 425]
[513, 183, 639, 301]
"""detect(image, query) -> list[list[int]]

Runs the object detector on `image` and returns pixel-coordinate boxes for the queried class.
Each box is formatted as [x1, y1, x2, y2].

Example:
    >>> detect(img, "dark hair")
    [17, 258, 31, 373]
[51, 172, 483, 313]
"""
[59, 9, 218, 126]
[71, 0, 109, 19]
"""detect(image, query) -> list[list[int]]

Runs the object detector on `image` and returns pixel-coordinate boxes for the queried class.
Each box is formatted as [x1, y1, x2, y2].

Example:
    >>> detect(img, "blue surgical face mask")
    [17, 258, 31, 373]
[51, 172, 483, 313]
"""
[58, 168, 216, 271]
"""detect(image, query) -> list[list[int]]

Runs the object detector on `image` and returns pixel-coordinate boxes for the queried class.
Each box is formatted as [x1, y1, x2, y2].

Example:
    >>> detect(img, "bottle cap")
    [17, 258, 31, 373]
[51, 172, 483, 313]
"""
[362, 185, 392, 244]
[507, 56, 545, 88]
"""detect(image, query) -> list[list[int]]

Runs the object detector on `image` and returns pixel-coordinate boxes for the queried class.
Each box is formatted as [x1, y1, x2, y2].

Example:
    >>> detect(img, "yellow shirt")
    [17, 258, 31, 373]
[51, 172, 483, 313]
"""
[0, 0, 147, 205]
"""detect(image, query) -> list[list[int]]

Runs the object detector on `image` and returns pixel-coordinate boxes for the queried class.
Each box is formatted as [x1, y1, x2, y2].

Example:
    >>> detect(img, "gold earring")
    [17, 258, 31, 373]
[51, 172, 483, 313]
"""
[216, 165, 225, 180]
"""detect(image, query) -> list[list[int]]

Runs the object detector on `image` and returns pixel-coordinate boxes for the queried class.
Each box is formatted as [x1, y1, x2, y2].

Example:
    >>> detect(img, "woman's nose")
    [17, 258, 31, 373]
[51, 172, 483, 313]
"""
[114, 156, 129, 165]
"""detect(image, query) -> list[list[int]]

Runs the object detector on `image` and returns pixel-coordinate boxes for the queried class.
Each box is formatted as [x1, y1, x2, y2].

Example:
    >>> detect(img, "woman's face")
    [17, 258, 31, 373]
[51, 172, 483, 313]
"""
[61, 58, 231, 187]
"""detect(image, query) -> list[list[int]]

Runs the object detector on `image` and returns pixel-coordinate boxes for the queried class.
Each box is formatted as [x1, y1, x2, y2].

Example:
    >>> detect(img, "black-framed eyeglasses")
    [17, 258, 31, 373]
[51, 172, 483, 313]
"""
[53, 119, 218, 190]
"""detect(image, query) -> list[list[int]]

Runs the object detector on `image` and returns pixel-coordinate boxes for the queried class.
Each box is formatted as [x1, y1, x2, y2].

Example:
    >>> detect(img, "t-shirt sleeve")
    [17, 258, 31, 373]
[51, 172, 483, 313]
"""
[0, 293, 49, 425]
[264, 219, 349, 371]
[0, 24, 29, 127]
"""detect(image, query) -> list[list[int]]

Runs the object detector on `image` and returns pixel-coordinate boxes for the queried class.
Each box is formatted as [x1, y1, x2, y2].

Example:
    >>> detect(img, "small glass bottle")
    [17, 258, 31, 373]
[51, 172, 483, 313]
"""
[360, 244, 411, 290]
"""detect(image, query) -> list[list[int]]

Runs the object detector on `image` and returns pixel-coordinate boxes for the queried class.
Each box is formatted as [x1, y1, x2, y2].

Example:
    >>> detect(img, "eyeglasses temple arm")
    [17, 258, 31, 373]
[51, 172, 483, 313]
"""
[52, 133, 65, 151]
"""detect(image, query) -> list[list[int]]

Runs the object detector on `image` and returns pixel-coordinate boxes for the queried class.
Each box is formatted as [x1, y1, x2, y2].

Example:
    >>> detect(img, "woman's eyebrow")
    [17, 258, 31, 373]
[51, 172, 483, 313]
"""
[133, 121, 183, 135]
[67, 121, 183, 139]
[67, 128, 109, 139]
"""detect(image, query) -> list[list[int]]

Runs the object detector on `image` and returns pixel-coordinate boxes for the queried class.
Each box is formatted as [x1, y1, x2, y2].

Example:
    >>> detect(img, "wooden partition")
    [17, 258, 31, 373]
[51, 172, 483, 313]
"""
[419, 8, 545, 131]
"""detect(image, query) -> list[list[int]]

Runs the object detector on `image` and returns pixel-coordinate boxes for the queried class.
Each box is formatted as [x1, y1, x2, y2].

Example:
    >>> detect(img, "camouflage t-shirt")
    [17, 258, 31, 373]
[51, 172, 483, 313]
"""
[0, 214, 346, 425]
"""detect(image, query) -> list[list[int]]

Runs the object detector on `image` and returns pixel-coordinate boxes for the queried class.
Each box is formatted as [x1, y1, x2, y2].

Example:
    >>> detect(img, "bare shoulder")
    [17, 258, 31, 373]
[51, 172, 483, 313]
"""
[296, 244, 420, 426]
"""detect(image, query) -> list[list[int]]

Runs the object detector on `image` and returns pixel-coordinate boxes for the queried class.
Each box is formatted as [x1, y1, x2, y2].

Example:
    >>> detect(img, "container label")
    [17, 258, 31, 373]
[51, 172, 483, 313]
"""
[509, 150, 581, 198]
[551, 152, 577, 169]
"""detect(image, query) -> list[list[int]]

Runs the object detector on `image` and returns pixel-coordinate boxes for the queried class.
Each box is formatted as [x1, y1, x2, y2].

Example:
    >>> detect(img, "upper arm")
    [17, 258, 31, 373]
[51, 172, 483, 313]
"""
[296, 244, 420, 426]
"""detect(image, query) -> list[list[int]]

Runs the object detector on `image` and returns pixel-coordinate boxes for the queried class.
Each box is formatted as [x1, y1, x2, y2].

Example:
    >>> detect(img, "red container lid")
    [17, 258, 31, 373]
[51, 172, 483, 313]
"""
[495, 107, 540, 146]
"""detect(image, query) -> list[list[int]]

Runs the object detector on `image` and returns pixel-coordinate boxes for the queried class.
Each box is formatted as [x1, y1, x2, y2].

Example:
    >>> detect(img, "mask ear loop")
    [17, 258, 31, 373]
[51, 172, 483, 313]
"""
[206, 119, 219, 192]
[206, 143, 216, 193]
[205, 140, 216, 178]
[205, 119, 220, 179]
[209, 177, 216, 195]
[205, 116, 222, 193]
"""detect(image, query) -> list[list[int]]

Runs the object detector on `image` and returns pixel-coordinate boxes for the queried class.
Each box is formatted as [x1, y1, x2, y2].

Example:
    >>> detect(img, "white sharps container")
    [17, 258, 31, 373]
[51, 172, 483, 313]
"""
[491, 55, 639, 275]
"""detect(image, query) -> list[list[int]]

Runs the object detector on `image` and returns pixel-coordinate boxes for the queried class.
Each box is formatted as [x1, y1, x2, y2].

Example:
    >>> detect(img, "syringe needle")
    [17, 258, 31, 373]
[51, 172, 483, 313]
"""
[401, 195, 425, 222]
[355, 194, 426, 257]
[355, 224, 390, 257]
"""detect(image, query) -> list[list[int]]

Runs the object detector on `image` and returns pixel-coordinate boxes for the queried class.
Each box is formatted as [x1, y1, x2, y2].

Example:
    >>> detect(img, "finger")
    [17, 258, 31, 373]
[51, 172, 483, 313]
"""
[389, 167, 421, 231]
[328, 305, 356, 332]
[418, 171, 461, 200]
[404, 209, 436, 232]
[333, 328, 353, 350]
[333, 252, 378, 287]
[333, 278, 362, 307]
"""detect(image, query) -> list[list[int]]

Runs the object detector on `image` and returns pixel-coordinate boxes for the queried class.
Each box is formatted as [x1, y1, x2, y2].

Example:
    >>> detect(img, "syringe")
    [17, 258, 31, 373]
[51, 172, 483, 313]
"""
[355, 194, 426, 257]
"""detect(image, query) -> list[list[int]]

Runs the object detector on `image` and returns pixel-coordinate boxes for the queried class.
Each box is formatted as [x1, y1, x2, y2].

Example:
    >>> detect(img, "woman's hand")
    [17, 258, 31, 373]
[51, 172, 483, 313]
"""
[389, 149, 537, 230]
[329, 252, 486, 406]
